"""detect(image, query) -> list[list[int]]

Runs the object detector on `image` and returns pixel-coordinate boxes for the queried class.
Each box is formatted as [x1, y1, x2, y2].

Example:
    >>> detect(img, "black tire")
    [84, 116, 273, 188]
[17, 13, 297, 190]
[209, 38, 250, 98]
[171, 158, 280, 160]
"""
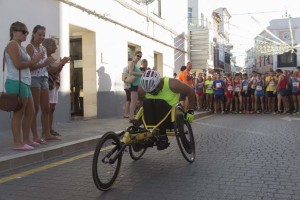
[92, 131, 122, 191]
[129, 144, 147, 160]
[126, 125, 147, 161]
[174, 113, 196, 163]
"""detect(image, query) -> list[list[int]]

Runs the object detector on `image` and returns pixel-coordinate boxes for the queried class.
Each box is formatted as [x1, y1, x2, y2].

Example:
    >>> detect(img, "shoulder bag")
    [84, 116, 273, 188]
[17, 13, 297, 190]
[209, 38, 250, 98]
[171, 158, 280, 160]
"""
[123, 73, 136, 84]
[0, 51, 23, 112]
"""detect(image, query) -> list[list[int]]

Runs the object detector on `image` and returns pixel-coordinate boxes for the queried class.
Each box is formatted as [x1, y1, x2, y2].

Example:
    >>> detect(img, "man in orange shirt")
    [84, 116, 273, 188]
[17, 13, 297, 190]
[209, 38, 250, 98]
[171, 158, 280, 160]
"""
[182, 61, 195, 111]
[183, 62, 194, 87]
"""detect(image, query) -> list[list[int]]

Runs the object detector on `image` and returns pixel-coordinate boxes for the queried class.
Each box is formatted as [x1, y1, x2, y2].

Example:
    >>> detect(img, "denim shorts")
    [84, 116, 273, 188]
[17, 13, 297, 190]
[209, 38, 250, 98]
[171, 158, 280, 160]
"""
[31, 76, 49, 89]
[277, 89, 286, 96]
[130, 85, 138, 92]
[5, 79, 32, 98]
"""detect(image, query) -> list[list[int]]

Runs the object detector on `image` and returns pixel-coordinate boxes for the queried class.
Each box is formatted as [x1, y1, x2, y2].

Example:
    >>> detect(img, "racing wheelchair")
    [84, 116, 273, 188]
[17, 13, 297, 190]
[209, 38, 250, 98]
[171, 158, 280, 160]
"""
[92, 101, 195, 191]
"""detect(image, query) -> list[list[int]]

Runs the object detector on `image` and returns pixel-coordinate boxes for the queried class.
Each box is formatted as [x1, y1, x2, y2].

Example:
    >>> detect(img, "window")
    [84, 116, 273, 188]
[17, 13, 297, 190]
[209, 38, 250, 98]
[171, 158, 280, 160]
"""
[259, 56, 261, 67]
[188, 7, 192, 24]
[277, 50, 297, 68]
[153, 0, 161, 18]
[128, 45, 136, 60]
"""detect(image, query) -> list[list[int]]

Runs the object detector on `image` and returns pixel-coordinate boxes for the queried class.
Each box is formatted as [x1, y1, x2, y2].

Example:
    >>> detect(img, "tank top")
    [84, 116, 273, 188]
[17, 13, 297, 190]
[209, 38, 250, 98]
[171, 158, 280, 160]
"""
[195, 78, 203, 92]
[291, 77, 299, 93]
[5, 41, 31, 85]
[205, 80, 213, 94]
[29, 43, 48, 77]
[277, 75, 287, 90]
[255, 79, 263, 91]
[234, 80, 241, 92]
[131, 64, 141, 86]
[225, 80, 233, 93]
[145, 77, 179, 107]
[242, 80, 248, 91]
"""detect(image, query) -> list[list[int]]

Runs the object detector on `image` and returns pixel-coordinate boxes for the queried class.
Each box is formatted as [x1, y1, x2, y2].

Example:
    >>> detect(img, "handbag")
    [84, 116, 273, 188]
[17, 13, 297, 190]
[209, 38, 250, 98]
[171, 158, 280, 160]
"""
[121, 72, 127, 82]
[123, 73, 136, 84]
[0, 51, 22, 112]
[48, 74, 55, 90]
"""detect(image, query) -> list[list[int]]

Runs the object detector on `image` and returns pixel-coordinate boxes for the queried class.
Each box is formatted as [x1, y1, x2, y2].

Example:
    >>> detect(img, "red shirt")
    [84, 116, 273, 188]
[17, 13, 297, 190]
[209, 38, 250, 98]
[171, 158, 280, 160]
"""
[225, 80, 234, 94]
[278, 74, 287, 90]
[234, 80, 241, 92]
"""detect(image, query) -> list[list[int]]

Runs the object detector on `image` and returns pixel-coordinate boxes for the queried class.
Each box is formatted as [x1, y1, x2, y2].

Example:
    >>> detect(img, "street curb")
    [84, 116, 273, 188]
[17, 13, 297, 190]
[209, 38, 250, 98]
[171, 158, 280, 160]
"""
[0, 112, 211, 172]
[0, 136, 102, 172]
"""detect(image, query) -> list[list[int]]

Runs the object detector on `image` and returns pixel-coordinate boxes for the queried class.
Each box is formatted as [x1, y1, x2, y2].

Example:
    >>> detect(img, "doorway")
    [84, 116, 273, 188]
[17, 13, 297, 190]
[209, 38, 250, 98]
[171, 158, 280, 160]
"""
[70, 38, 83, 117]
[69, 25, 97, 120]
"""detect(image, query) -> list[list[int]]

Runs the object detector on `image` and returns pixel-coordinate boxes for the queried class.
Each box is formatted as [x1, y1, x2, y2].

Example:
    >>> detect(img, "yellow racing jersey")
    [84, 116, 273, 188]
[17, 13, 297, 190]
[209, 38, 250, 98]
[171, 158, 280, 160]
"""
[205, 80, 214, 94]
[265, 76, 277, 91]
[145, 77, 180, 107]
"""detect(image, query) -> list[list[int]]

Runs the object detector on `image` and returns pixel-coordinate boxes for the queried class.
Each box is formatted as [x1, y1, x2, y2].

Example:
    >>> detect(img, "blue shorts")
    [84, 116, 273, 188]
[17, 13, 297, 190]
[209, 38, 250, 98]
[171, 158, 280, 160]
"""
[31, 76, 49, 89]
[214, 94, 224, 101]
[5, 79, 32, 98]
[255, 91, 264, 97]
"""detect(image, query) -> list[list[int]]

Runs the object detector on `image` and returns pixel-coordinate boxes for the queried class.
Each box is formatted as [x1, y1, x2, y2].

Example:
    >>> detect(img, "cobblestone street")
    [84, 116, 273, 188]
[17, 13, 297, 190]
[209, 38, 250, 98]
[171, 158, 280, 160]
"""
[0, 114, 300, 200]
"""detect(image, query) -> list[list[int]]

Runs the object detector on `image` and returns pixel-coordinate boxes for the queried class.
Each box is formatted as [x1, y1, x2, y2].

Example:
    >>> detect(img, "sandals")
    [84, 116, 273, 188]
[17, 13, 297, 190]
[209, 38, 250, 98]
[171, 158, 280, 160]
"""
[50, 130, 61, 136]
[44, 135, 61, 141]
[34, 138, 47, 145]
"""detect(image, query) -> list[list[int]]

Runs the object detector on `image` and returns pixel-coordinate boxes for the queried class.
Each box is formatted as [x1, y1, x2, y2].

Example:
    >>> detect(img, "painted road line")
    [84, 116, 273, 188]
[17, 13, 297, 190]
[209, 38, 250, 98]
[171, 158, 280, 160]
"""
[0, 143, 118, 184]
[0, 151, 93, 184]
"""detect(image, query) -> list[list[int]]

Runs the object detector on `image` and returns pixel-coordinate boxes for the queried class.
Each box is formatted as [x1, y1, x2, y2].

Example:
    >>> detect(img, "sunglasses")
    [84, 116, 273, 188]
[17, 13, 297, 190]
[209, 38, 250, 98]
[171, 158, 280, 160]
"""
[16, 30, 29, 35]
[136, 55, 142, 58]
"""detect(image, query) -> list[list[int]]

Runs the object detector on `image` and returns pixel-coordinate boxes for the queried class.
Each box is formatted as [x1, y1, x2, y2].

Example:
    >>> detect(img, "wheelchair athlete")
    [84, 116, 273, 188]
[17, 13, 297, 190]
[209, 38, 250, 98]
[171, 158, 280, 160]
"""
[137, 70, 195, 150]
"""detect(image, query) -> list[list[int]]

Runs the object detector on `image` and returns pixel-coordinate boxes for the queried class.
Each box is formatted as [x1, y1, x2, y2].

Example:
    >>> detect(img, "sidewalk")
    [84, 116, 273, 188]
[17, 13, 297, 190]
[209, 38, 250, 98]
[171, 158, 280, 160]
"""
[0, 111, 211, 172]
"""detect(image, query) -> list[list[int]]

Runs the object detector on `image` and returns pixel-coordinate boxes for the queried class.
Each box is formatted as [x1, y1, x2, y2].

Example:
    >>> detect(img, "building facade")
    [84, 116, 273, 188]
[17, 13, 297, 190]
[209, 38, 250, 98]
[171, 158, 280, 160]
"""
[213, 7, 232, 74]
[187, 0, 214, 73]
[0, 0, 188, 131]
[253, 17, 300, 73]
[187, 1, 233, 74]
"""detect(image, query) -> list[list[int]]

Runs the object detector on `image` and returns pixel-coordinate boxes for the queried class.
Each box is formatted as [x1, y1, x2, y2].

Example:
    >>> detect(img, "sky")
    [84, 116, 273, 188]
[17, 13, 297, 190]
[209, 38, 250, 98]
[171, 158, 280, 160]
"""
[208, 0, 300, 65]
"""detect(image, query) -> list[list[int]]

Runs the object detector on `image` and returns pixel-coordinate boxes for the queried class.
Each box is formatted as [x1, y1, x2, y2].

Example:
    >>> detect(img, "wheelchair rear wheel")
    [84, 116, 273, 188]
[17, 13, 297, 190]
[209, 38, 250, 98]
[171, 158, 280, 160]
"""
[92, 131, 122, 191]
[174, 113, 196, 163]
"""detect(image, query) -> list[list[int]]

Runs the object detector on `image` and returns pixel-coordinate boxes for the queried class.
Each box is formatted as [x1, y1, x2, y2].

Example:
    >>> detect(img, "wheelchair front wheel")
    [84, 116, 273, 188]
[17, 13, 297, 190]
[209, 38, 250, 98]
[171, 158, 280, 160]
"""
[174, 113, 196, 163]
[92, 131, 122, 191]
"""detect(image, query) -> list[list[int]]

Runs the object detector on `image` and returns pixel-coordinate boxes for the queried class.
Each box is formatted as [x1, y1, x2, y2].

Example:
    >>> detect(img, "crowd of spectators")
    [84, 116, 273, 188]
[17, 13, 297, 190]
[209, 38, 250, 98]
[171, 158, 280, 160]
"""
[178, 63, 300, 115]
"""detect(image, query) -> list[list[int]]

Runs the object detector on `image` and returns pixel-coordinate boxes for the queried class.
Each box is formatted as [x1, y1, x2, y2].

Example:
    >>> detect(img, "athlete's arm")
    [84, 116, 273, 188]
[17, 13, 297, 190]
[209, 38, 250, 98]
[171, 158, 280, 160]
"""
[137, 85, 146, 106]
[169, 78, 195, 110]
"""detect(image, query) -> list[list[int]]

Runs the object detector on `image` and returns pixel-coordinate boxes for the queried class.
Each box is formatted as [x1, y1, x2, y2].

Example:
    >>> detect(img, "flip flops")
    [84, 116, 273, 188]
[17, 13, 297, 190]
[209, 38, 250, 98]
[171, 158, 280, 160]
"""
[27, 141, 40, 147]
[34, 138, 47, 145]
[13, 144, 35, 151]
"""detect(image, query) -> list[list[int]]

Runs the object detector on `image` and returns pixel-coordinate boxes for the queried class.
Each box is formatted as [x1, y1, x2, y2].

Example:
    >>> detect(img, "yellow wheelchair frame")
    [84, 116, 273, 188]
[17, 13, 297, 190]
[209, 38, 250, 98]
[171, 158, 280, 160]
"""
[92, 103, 195, 191]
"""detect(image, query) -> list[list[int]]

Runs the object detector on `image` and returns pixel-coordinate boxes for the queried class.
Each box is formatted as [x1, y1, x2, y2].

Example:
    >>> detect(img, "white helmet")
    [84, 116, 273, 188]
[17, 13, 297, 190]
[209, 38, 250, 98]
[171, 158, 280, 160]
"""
[140, 70, 161, 93]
